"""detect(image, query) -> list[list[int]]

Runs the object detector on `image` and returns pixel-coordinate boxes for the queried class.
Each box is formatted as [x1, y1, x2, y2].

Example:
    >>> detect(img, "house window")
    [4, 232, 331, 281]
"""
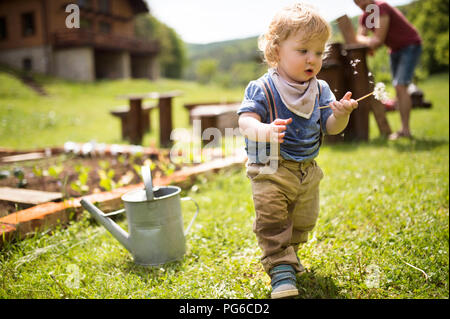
[98, 0, 110, 14]
[21, 12, 35, 37]
[0, 17, 7, 40]
[99, 21, 111, 34]
[78, 0, 93, 9]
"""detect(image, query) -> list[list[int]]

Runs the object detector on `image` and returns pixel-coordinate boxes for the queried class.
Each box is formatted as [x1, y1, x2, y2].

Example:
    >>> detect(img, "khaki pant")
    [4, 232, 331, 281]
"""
[246, 157, 324, 274]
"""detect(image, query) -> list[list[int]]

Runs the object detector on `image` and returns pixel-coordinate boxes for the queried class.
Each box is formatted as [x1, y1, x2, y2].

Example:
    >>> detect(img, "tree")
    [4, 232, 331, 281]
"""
[135, 14, 187, 78]
[196, 59, 218, 84]
[406, 0, 449, 74]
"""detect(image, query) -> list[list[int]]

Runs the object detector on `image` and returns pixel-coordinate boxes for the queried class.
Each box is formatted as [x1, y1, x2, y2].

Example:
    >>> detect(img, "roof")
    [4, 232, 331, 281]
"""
[128, 0, 150, 14]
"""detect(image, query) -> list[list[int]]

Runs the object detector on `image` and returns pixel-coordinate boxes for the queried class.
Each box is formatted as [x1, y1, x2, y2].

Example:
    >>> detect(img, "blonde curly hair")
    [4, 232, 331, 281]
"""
[258, 3, 331, 68]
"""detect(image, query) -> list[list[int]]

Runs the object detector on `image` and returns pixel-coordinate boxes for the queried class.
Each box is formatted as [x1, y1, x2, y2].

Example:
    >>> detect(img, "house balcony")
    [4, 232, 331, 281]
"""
[52, 30, 159, 55]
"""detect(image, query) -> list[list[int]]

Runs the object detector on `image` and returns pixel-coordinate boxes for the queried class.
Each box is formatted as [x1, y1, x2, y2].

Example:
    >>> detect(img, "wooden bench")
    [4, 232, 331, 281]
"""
[110, 102, 157, 141]
[189, 103, 241, 145]
[116, 91, 182, 147]
[184, 101, 240, 124]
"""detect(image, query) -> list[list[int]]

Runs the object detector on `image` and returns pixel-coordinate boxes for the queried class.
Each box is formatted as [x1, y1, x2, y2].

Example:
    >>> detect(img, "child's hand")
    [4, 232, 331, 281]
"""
[267, 118, 292, 143]
[329, 92, 358, 119]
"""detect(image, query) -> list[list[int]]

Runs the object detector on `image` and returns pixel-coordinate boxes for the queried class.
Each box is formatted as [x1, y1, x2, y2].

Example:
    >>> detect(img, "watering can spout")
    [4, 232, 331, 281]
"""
[80, 199, 132, 254]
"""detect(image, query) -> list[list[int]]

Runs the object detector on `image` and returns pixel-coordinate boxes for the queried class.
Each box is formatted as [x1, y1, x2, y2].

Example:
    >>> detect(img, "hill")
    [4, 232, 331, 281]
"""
[182, 2, 423, 86]
[184, 36, 262, 84]
[182, 15, 359, 86]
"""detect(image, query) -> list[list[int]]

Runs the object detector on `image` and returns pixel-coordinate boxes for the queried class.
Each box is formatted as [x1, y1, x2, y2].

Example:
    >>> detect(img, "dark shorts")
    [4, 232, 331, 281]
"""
[390, 44, 422, 86]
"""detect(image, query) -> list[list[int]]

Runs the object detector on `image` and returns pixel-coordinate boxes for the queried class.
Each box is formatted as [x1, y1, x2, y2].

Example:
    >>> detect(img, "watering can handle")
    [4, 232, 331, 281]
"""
[181, 197, 199, 236]
[103, 208, 126, 217]
[141, 165, 154, 201]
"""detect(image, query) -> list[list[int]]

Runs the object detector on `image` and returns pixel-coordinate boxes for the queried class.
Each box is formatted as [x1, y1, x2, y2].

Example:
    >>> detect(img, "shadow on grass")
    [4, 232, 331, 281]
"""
[323, 136, 448, 153]
[388, 137, 448, 152]
[295, 270, 342, 299]
[120, 259, 185, 283]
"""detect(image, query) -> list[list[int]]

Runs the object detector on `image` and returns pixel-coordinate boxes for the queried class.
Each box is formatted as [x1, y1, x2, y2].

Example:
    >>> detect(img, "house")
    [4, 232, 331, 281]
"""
[0, 0, 160, 81]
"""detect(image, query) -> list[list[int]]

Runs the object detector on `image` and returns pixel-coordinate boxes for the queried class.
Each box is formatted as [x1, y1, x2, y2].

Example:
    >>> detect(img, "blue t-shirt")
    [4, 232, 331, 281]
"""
[237, 73, 335, 163]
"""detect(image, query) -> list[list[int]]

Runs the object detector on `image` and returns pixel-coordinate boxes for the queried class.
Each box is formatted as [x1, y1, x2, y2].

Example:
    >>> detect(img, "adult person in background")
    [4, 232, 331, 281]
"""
[354, 0, 422, 140]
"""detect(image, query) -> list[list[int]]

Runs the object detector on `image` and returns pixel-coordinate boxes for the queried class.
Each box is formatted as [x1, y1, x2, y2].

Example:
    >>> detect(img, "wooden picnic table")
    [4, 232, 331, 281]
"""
[116, 90, 183, 146]
[110, 102, 156, 141]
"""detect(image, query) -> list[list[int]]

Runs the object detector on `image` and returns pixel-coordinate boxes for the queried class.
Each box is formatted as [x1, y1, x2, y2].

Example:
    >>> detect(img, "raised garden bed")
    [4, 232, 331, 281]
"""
[0, 143, 247, 245]
[0, 145, 175, 218]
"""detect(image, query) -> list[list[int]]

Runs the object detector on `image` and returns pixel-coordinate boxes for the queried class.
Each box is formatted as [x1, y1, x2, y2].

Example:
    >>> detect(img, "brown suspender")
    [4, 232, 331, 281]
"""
[258, 77, 325, 148]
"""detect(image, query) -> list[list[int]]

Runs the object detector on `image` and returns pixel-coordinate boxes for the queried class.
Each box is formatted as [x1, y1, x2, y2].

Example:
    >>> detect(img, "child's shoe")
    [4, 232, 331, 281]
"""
[269, 264, 299, 299]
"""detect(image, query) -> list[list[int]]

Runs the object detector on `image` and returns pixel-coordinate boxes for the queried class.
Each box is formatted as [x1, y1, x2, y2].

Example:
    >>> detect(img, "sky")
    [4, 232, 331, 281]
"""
[145, 0, 414, 44]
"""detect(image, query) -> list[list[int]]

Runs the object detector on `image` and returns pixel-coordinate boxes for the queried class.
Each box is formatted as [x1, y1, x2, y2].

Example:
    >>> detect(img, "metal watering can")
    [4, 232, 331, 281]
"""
[80, 166, 199, 266]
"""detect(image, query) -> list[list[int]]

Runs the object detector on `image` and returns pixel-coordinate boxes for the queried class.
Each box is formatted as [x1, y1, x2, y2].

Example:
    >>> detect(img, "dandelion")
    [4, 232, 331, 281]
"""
[356, 82, 389, 103]
[318, 82, 390, 109]
[373, 82, 389, 103]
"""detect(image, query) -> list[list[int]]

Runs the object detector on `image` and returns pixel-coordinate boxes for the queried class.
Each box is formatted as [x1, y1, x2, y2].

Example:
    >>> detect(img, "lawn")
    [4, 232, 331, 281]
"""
[0, 72, 448, 299]
[0, 68, 244, 149]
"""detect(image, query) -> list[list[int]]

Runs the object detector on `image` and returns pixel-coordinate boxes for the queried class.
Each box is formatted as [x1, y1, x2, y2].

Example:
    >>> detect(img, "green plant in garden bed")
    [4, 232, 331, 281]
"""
[98, 160, 116, 191]
[12, 167, 27, 188]
[0, 152, 175, 216]
[47, 164, 63, 180]
[70, 165, 91, 196]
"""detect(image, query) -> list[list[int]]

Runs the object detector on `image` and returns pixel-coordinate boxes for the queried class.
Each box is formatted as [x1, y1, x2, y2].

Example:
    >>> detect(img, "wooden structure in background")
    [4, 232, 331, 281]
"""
[115, 91, 182, 146]
[318, 42, 392, 142]
[337, 15, 358, 45]
[189, 103, 241, 146]
[0, 0, 159, 81]
[155, 91, 183, 148]
[317, 15, 392, 142]
[110, 102, 156, 141]
[184, 101, 240, 123]
[0, 187, 61, 206]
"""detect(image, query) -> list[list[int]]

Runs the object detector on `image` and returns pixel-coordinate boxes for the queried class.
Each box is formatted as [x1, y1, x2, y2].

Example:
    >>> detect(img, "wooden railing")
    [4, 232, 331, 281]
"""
[52, 30, 159, 54]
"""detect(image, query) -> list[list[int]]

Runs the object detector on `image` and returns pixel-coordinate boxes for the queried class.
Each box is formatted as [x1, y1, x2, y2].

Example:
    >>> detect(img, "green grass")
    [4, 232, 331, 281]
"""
[0, 69, 244, 149]
[0, 72, 448, 299]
